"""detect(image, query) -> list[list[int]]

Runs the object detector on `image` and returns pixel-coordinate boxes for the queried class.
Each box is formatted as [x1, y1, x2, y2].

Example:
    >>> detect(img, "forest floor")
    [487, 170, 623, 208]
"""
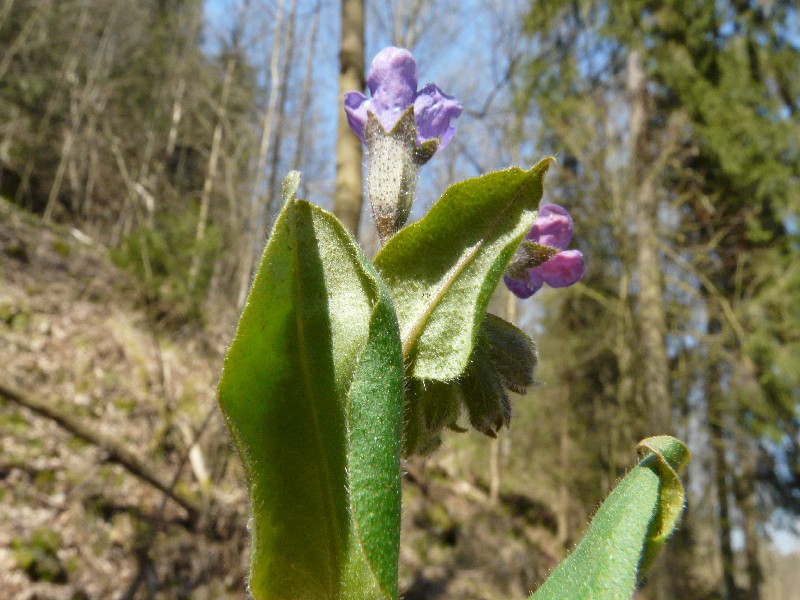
[0, 197, 250, 599]
[0, 197, 563, 599]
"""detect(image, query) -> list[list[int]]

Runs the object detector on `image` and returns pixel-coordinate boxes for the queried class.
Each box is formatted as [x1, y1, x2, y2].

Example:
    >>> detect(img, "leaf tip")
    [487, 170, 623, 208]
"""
[282, 170, 302, 202]
[637, 435, 691, 474]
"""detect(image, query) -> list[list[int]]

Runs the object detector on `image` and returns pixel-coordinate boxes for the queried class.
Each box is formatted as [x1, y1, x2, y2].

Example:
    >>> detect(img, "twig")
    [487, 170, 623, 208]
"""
[0, 380, 201, 521]
[118, 402, 221, 599]
[156, 403, 218, 519]
[660, 243, 746, 346]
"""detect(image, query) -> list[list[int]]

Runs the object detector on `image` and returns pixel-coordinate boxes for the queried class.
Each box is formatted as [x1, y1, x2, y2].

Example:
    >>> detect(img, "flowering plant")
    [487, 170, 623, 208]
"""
[218, 47, 689, 600]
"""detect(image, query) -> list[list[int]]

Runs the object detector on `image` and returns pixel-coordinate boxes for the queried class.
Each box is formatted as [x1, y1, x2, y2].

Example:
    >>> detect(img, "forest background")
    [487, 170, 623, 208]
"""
[0, 0, 799, 599]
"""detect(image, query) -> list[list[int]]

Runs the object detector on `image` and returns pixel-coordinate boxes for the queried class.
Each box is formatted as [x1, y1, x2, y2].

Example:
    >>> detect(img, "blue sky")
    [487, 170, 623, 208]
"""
[200, 0, 538, 214]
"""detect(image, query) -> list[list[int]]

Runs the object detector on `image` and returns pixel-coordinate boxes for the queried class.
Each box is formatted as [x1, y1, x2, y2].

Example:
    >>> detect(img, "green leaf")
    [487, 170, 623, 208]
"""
[218, 173, 404, 599]
[374, 158, 553, 381]
[530, 436, 691, 600]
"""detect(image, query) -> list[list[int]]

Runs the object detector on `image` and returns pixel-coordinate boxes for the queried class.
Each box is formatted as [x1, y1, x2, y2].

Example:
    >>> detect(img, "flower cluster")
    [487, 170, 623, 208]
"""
[504, 204, 585, 299]
[344, 47, 462, 150]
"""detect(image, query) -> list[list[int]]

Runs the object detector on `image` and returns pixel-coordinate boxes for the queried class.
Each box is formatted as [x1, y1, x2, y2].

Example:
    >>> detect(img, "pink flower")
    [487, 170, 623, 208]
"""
[504, 204, 585, 299]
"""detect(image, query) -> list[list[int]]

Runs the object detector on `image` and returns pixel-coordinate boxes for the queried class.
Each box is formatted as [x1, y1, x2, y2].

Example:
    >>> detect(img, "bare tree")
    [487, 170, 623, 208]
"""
[188, 58, 235, 291]
[368, 0, 463, 59]
[43, 3, 120, 222]
[236, 0, 289, 307]
[265, 0, 299, 222]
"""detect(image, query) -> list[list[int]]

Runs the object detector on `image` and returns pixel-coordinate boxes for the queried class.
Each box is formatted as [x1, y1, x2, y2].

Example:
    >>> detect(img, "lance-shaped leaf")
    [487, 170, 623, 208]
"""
[218, 173, 404, 599]
[530, 436, 691, 600]
[374, 158, 553, 381]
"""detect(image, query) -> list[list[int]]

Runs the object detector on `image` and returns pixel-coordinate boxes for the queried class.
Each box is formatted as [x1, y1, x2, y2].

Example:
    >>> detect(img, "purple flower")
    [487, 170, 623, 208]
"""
[344, 47, 462, 150]
[504, 204, 585, 299]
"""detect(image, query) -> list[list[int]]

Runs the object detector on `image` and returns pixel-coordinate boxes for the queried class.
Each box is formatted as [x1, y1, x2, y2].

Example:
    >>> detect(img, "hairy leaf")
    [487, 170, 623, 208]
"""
[530, 436, 690, 600]
[374, 158, 553, 381]
[218, 173, 403, 599]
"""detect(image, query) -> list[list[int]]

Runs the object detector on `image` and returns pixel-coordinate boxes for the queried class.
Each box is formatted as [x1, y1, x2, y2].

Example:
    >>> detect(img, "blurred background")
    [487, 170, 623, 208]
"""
[1, 0, 798, 598]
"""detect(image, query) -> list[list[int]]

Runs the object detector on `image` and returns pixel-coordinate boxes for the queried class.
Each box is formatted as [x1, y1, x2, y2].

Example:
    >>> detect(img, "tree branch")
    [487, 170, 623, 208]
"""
[0, 380, 202, 522]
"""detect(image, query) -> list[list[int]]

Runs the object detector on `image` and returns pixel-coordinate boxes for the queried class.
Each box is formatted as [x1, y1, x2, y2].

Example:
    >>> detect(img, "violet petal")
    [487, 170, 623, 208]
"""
[414, 83, 463, 146]
[503, 273, 545, 299]
[367, 47, 418, 132]
[343, 47, 461, 155]
[535, 249, 585, 288]
[526, 204, 574, 250]
[344, 92, 369, 141]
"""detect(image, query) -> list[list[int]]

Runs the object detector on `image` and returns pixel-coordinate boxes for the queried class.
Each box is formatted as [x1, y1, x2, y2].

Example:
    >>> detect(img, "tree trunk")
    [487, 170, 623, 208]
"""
[556, 381, 571, 546]
[291, 0, 321, 192]
[708, 317, 738, 600]
[333, 0, 365, 236]
[627, 47, 674, 600]
[627, 49, 672, 435]
[735, 434, 762, 600]
[188, 58, 234, 291]
[0, 381, 201, 521]
[265, 0, 299, 219]
[741, 477, 762, 600]
[166, 78, 185, 158]
[236, 0, 288, 308]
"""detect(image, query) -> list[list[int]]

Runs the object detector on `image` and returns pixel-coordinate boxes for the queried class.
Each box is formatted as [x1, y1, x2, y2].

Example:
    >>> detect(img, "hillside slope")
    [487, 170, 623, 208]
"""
[0, 198, 250, 599]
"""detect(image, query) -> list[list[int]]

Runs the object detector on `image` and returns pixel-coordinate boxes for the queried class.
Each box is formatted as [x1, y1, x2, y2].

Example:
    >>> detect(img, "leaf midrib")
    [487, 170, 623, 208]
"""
[291, 201, 341, 595]
[343, 263, 395, 599]
[532, 467, 654, 599]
